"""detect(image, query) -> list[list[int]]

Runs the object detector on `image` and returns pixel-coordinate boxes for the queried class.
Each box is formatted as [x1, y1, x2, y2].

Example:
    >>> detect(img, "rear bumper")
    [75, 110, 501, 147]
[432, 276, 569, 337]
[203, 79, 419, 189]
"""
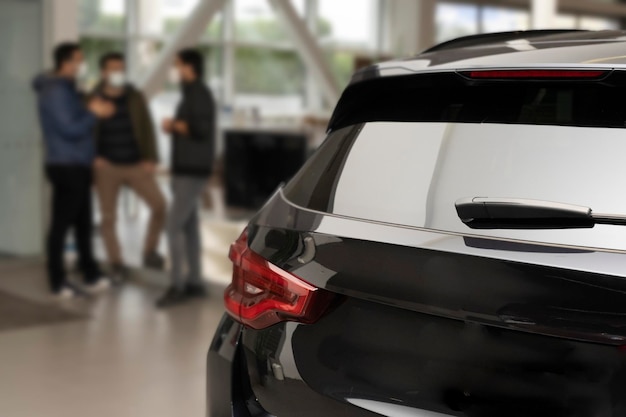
[207, 314, 243, 417]
[212, 296, 626, 417]
[208, 313, 377, 417]
[208, 314, 278, 417]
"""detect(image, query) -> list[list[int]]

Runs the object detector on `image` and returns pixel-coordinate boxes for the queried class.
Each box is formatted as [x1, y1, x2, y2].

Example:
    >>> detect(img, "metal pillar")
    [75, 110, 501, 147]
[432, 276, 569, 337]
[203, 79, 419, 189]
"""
[138, 0, 227, 97]
[381, 0, 435, 57]
[268, 0, 340, 106]
[125, 0, 140, 81]
[531, 0, 557, 29]
[417, 0, 436, 52]
[221, 0, 235, 107]
[304, 0, 322, 112]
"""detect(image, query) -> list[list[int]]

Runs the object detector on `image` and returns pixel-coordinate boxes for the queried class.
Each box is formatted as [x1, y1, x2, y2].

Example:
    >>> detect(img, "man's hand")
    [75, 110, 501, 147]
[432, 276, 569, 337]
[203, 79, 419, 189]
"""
[93, 157, 109, 169]
[161, 118, 174, 134]
[173, 120, 189, 136]
[89, 97, 115, 119]
[141, 161, 157, 175]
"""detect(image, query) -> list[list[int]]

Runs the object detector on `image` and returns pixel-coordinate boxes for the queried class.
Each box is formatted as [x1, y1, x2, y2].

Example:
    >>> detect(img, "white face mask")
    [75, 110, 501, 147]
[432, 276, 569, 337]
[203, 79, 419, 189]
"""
[168, 67, 181, 85]
[77, 62, 89, 79]
[107, 71, 126, 88]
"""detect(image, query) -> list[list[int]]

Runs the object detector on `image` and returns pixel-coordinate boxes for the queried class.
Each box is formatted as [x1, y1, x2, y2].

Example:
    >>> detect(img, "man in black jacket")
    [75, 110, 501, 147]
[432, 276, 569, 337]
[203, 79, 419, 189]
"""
[157, 49, 215, 308]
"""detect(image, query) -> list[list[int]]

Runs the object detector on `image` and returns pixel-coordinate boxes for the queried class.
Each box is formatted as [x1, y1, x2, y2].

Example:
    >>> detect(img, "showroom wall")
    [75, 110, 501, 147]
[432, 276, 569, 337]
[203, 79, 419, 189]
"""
[0, 0, 44, 255]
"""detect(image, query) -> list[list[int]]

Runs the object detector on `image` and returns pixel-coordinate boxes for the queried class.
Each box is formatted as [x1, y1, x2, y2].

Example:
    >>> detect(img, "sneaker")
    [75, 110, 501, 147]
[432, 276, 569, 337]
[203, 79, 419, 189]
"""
[84, 277, 111, 294]
[143, 251, 165, 270]
[156, 286, 187, 308]
[110, 264, 131, 285]
[184, 282, 208, 298]
[54, 282, 90, 300]
[54, 286, 77, 300]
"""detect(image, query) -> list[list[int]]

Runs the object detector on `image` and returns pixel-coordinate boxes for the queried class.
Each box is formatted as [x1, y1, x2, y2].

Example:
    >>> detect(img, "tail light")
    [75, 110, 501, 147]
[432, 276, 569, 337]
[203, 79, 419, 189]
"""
[461, 69, 608, 80]
[224, 229, 336, 330]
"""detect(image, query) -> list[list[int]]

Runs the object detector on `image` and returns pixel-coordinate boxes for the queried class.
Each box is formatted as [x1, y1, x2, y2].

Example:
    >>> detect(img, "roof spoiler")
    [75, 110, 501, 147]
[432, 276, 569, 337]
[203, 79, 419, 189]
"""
[422, 30, 588, 54]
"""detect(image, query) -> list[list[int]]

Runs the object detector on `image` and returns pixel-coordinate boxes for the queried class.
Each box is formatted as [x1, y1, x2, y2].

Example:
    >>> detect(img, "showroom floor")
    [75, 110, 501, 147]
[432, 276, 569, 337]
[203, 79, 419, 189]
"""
[0, 259, 225, 417]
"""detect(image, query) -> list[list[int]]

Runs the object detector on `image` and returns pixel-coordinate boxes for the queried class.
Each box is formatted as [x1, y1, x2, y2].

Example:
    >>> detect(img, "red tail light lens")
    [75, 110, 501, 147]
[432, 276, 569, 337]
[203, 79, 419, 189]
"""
[462, 69, 608, 80]
[224, 229, 336, 330]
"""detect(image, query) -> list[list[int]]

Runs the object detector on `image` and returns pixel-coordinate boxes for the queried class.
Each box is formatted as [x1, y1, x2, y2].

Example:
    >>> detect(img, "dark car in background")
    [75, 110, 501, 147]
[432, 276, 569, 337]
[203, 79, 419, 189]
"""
[208, 30, 626, 417]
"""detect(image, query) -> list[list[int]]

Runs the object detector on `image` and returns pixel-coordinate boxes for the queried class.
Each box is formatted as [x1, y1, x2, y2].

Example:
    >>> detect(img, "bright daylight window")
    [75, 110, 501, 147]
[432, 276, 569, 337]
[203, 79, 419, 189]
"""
[579, 16, 619, 31]
[233, 0, 305, 98]
[143, 0, 222, 38]
[78, 0, 385, 113]
[234, 0, 304, 43]
[318, 0, 379, 89]
[78, 0, 126, 88]
[481, 7, 530, 33]
[436, 1, 620, 45]
[79, 0, 125, 33]
[435, 3, 479, 44]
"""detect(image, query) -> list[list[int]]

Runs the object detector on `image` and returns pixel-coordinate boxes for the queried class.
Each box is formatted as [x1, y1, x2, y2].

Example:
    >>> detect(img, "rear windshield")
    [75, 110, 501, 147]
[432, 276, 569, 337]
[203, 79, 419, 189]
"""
[284, 72, 626, 252]
[328, 71, 626, 130]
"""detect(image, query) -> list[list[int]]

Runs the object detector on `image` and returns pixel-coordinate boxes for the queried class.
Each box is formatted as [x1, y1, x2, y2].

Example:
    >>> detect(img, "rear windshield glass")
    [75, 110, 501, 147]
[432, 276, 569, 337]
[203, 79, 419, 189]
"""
[284, 73, 626, 251]
[328, 72, 626, 130]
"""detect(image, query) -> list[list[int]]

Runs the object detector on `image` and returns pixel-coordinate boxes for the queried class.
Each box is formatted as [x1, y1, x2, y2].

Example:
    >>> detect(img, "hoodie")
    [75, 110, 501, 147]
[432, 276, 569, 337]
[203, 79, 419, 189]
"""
[32, 73, 96, 166]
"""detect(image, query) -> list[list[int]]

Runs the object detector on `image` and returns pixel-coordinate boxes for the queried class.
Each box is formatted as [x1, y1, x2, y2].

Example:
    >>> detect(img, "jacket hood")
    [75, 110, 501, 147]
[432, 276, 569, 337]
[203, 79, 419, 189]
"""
[32, 72, 72, 94]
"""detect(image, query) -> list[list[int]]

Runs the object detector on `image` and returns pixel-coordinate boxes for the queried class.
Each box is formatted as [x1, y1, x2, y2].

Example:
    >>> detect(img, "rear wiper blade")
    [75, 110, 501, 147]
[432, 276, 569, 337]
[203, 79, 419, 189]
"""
[455, 197, 626, 230]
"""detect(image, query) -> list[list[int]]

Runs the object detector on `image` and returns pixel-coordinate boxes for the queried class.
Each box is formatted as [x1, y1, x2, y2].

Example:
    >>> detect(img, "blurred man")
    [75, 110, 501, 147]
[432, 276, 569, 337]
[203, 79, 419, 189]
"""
[92, 52, 166, 280]
[157, 49, 216, 308]
[33, 42, 114, 299]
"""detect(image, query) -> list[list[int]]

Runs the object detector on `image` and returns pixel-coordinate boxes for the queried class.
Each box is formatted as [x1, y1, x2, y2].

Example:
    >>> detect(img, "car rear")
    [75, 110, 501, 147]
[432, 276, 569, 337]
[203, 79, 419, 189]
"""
[209, 34, 626, 417]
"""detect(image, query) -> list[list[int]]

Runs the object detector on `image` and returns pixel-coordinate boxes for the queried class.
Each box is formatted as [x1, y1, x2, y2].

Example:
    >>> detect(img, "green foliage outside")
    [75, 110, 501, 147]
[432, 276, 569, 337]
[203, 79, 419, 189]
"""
[235, 47, 305, 95]
[328, 51, 356, 90]
[163, 18, 223, 39]
[79, 0, 125, 32]
[78, 0, 356, 97]
[79, 37, 126, 89]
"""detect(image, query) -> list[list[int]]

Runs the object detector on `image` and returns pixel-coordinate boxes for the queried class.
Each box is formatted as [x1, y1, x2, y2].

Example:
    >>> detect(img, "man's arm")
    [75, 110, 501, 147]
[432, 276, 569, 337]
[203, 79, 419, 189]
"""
[43, 85, 97, 140]
[137, 91, 159, 162]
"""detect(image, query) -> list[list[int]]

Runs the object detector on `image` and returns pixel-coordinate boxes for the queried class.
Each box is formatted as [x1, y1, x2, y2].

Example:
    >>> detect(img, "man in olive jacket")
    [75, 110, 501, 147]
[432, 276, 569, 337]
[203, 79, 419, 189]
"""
[92, 52, 166, 280]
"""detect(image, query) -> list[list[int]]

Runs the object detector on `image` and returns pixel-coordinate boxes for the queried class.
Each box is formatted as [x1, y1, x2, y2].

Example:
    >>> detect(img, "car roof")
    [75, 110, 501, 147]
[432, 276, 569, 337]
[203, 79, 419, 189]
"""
[351, 30, 626, 84]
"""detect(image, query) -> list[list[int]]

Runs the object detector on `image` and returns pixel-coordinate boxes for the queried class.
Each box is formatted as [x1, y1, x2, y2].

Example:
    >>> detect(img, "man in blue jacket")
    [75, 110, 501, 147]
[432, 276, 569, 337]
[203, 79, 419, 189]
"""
[33, 42, 115, 299]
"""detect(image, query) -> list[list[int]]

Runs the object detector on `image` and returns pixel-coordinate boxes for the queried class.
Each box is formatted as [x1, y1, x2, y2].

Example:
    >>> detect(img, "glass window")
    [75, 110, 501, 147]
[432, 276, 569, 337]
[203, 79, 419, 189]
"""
[235, 0, 304, 43]
[134, 0, 221, 38]
[79, 37, 126, 89]
[435, 3, 479, 44]
[553, 14, 578, 29]
[325, 50, 357, 90]
[79, 0, 126, 33]
[198, 45, 223, 82]
[318, 0, 377, 48]
[133, 40, 164, 80]
[286, 120, 626, 252]
[234, 47, 304, 95]
[286, 73, 626, 251]
[579, 16, 619, 31]
[481, 7, 530, 33]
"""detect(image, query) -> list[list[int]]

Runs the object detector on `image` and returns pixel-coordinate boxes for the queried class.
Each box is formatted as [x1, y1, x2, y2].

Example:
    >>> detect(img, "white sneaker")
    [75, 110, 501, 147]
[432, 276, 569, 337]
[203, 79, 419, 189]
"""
[55, 286, 77, 300]
[84, 278, 111, 294]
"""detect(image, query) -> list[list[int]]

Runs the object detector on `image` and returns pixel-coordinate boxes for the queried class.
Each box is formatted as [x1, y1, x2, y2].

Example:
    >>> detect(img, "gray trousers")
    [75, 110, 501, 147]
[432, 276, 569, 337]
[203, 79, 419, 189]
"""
[168, 176, 207, 289]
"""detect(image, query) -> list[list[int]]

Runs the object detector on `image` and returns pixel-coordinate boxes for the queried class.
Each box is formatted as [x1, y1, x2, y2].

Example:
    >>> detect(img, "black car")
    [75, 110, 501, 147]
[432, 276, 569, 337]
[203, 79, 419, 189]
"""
[208, 30, 626, 417]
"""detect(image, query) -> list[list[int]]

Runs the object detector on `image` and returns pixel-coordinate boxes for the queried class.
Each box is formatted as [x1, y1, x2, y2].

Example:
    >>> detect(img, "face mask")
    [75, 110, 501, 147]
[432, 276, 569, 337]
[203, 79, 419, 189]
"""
[107, 71, 126, 88]
[77, 62, 89, 79]
[168, 67, 181, 85]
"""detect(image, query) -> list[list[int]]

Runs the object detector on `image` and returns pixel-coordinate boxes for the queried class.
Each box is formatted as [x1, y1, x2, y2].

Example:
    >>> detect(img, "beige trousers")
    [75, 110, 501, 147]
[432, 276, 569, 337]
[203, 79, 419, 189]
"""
[95, 163, 166, 265]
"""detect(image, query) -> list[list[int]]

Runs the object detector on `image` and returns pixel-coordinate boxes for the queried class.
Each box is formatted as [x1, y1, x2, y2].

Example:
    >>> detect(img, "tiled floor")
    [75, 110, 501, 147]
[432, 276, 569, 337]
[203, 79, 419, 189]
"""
[0, 259, 225, 417]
